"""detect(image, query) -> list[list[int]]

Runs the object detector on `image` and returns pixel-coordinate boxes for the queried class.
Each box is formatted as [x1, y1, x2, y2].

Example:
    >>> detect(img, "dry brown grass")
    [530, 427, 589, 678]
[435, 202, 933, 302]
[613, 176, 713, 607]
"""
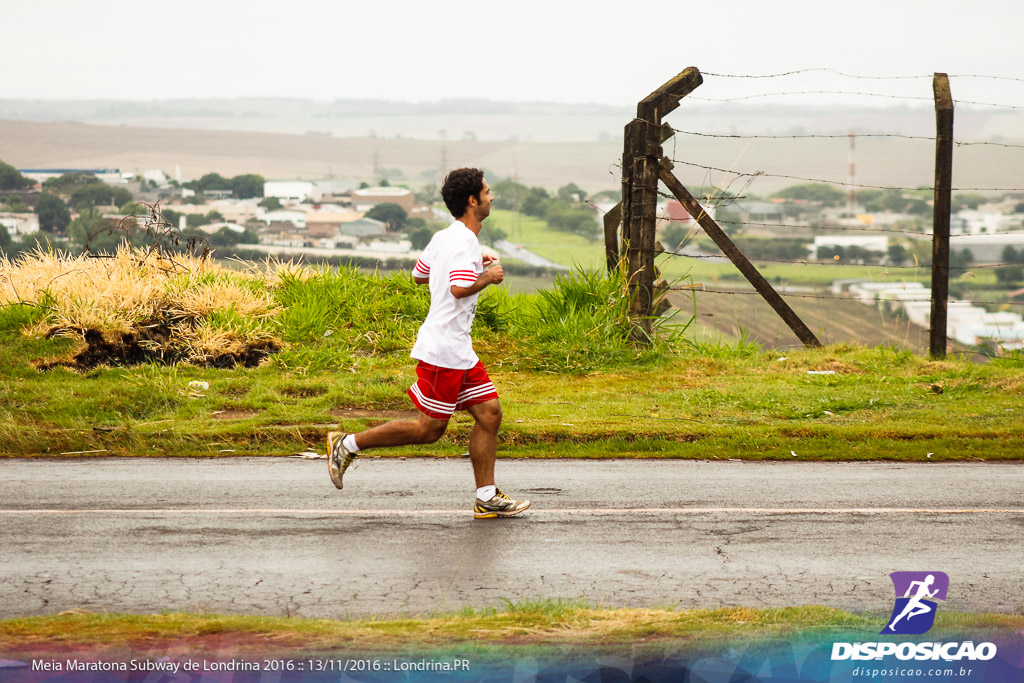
[0, 245, 283, 368]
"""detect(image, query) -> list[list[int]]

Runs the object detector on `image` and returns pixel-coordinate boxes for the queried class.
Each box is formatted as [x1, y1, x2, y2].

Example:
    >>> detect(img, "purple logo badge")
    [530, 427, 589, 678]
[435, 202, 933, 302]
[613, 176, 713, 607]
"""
[882, 571, 949, 635]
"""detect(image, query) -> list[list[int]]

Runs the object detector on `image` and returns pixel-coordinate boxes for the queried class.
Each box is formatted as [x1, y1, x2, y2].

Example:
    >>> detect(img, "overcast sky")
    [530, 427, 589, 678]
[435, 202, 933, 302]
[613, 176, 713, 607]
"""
[4, 0, 1023, 108]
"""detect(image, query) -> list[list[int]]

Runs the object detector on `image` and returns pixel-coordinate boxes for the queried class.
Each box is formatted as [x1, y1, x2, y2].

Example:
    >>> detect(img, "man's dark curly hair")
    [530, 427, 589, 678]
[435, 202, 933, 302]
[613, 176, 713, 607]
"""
[441, 167, 485, 218]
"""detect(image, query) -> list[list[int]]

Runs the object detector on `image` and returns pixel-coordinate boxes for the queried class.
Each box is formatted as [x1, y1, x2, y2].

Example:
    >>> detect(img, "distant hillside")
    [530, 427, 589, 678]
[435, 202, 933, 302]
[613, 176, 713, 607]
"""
[2, 98, 1023, 143]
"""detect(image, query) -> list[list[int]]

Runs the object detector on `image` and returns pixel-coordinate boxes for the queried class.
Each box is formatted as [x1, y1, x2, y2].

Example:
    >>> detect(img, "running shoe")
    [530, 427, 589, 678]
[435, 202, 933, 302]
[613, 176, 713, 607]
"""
[327, 431, 356, 489]
[474, 488, 531, 519]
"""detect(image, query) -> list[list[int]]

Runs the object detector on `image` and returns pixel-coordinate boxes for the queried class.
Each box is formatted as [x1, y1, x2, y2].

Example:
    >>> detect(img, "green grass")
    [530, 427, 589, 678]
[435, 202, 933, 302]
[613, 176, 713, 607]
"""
[2, 605, 1020, 660]
[0, 246, 1021, 460]
[1, 319, 1021, 458]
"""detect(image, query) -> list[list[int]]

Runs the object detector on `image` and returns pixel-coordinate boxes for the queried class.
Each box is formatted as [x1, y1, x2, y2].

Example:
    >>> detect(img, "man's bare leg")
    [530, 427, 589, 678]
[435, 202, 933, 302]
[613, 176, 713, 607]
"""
[467, 399, 502, 488]
[353, 413, 449, 449]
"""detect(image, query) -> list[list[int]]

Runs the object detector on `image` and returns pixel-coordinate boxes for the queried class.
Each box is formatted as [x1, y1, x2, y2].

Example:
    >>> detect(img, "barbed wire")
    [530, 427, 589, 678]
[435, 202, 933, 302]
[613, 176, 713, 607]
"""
[687, 91, 1024, 109]
[667, 285, 1024, 307]
[657, 217, 1024, 239]
[667, 129, 1024, 150]
[701, 69, 1024, 84]
[667, 158, 1024, 192]
[655, 249, 1024, 271]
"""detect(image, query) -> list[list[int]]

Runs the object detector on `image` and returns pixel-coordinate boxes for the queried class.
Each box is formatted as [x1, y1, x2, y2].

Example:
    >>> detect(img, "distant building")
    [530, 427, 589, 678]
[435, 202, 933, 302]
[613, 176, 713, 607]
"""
[19, 168, 124, 185]
[197, 222, 248, 236]
[950, 232, 1024, 264]
[264, 180, 323, 203]
[351, 187, 415, 212]
[812, 235, 888, 258]
[0, 212, 40, 236]
[952, 210, 1021, 235]
[340, 217, 387, 238]
[741, 201, 784, 224]
[261, 210, 307, 229]
[307, 210, 363, 238]
[665, 200, 694, 222]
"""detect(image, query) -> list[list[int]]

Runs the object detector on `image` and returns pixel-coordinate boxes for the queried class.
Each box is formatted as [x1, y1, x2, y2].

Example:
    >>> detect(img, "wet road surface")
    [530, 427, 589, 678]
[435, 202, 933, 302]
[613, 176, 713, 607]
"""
[1, 457, 1021, 618]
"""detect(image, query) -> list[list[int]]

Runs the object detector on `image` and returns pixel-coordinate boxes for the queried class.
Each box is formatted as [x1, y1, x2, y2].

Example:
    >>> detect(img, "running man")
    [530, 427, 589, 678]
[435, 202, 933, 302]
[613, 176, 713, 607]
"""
[886, 574, 939, 632]
[326, 168, 530, 519]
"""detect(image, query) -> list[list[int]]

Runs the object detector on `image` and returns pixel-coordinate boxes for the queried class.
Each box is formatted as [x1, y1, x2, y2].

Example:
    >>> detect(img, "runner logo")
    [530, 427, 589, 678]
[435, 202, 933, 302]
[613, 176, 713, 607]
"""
[882, 571, 949, 635]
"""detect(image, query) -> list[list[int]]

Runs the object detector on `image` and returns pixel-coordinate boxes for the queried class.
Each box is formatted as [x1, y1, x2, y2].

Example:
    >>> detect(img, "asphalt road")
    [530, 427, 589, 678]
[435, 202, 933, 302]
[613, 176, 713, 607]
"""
[1, 457, 1021, 619]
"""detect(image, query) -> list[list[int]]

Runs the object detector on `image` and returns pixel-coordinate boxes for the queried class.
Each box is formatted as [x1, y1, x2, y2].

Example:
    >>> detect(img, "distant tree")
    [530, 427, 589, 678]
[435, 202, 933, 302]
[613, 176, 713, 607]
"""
[414, 184, 438, 205]
[69, 209, 120, 251]
[545, 205, 599, 238]
[0, 160, 32, 191]
[521, 187, 551, 217]
[0, 224, 12, 255]
[69, 184, 133, 210]
[856, 189, 884, 207]
[491, 179, 528, 211]
[818, 245, 844, 261]
[557, 182, 587, 203]
[36, 193, 71, 233]
[184, 173, 231, 193]
[589, 189, 622, 203]
[1, 196, 30, 213]
[887, 243, 908, 265]
[161, 208, 182, 228]
[409, 226, 435, 251]
[1013, 202, 1024, 214]
[951, 193, 987, 212]
[230, 174, 264, 199]
[358, 182, 370, 189]
[186, 214, 211, 229]
[905, 199, 931, 217]
[259, 196, 282, 211]
[996, 246, 1024, 285]
[862, 189, 912, 214]
[208, 227, 243, 247]
[42, 172, 99, 193]
[365, 202, 408, 231]
[404, 217, 427, 230]
[207, 210, 225, 223]
[950, 248, 974, 271]
[769, 183, 846, 207]
[478, 223, 508, 247]
[660, 224, 690, 252]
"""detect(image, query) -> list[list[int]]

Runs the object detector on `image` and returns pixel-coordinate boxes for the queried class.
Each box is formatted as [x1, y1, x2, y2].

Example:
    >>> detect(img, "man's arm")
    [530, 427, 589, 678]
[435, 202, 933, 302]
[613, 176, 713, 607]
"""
[451, 265, 504, 299]
[415, 277, 429, 285]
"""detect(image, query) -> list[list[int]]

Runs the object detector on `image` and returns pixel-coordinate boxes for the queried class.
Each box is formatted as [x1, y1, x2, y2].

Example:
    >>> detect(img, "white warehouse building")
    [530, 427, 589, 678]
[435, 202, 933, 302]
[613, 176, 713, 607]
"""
[264, 180, 323, 203]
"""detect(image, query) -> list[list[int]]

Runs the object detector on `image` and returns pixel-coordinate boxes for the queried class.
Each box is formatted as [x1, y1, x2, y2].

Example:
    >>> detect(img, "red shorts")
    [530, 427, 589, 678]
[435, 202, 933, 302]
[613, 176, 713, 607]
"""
[407, 361, 498, 420]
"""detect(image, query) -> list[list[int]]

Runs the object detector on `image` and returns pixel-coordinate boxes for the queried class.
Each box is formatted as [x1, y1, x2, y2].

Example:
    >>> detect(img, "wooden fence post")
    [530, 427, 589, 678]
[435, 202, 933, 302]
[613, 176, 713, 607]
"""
[659, 165, 823, 349]
[620, 67, 703, 336]
[930, 73, 954, 359]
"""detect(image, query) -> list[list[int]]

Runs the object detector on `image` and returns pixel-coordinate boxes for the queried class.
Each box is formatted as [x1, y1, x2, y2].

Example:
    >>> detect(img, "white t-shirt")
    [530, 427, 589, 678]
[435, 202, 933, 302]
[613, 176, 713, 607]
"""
[409, 221, 483, 369]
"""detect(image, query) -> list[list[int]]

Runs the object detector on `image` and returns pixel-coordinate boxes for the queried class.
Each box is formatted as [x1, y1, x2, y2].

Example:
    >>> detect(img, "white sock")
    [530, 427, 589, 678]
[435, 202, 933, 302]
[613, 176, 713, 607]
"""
[476, 485, 496, 501]
[343, 434, 360, 454]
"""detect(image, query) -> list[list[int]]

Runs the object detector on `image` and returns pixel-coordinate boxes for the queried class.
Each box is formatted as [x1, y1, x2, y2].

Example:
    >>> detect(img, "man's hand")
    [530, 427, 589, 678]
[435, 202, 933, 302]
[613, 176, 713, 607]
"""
[451, 264, 504, 299]
[482, 253, 499, 267]
[483, 263, 504, 285]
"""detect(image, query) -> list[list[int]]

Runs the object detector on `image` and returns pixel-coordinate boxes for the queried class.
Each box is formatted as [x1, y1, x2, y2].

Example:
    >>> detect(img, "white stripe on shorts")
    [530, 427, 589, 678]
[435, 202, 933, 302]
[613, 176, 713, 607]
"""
[410, 383, 456, 416]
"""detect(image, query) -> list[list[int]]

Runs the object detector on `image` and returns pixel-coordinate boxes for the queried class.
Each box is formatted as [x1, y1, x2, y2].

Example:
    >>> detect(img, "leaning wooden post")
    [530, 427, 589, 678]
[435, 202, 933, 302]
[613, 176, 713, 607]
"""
[930, 73, 954, 359]
[659, 164, 823, 348]
[603, 203, 622, 274]
[621, 67, 703, 337]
